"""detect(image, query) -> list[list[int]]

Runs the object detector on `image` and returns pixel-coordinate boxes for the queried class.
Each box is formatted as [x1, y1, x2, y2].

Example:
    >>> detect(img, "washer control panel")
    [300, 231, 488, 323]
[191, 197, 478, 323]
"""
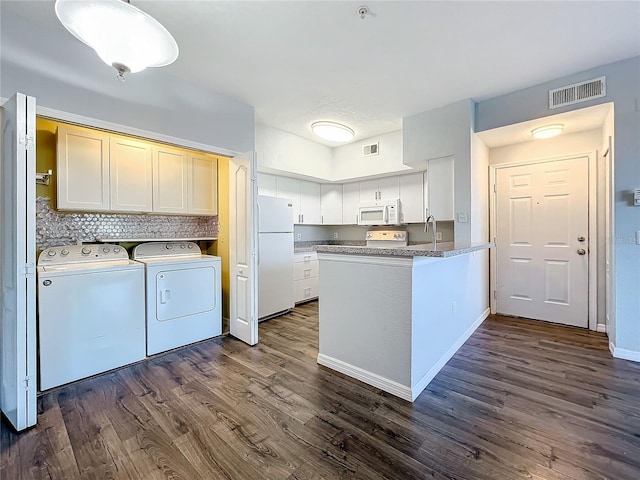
[132, 242, 201, 259]
[38, 244, 128, 265]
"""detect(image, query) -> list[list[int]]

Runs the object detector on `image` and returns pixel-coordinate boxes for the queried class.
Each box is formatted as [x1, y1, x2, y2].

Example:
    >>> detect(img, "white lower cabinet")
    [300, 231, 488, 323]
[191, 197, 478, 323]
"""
[294, 251, 319, 303]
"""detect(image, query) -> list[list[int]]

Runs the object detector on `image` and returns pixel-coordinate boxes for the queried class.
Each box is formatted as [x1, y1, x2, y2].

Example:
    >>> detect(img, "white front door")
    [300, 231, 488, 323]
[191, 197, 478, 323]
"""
[496, 157, 589, 328]
[229, 152, 258, 345]
[1, 93, 37, 430]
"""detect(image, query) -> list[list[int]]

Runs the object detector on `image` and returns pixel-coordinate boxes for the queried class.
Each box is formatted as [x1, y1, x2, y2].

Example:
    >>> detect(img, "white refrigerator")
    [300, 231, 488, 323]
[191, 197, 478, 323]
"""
[258, 195, 294, 319]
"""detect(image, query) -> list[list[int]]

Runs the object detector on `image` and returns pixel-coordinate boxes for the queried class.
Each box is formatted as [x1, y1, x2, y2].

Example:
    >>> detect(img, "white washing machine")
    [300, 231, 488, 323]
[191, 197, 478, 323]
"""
[132, 242, 222, 355]
[37, 244, 146, 390]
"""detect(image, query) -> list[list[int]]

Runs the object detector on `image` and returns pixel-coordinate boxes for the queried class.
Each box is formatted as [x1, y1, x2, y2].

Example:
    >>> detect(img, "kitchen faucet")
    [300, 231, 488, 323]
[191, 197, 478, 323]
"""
[425, 213, 437, 244]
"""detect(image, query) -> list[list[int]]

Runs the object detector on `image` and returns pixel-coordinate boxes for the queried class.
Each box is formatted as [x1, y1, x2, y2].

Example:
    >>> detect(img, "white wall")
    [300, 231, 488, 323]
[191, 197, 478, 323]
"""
[0, 7, 254, 154]
[403, 99, 475, 243]
[477, 56, 640, 355]
[332, 130, 411, 181]
[256, 124, 333, 180]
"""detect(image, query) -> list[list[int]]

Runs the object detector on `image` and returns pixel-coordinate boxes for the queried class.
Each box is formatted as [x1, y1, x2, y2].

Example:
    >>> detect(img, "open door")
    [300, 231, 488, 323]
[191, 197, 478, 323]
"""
[1, 93, 37, 431]
[228, 151, 258, 345]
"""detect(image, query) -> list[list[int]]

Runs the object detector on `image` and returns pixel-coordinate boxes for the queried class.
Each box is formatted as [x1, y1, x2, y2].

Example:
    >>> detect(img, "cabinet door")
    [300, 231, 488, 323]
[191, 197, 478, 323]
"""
[399, 172, 425, 223]
[427, 157, 454, 221]
[276, 176, 300, 223]
[320, 184, 342, 225]
[257, 173, 277, 197]
[188, 154, 218, 215]
[378, 176, 399, 203]
[342, 182, 360, 225]
[299, 180, 321, 224]
[152, 146, 188, 214]
[57, 126, 110, 211]
[359, 179, 379, 204]
[109, 137, 153, 212]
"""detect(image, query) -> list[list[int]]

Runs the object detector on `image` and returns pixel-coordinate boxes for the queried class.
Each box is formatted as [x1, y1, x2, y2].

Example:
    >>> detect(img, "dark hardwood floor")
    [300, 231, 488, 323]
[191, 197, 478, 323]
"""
[2, 302, 640, 479]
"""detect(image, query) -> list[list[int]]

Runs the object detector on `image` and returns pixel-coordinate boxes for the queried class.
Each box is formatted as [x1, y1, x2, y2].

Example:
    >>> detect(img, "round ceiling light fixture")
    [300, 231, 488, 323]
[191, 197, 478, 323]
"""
[55, 0, 179, 81]
[531, 124, 564, 139]
[311, 121, 355, 142]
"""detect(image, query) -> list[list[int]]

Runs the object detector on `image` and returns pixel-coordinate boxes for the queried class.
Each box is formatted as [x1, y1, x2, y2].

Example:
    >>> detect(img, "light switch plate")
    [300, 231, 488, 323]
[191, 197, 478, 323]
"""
[333, 232, 339, 239]
[457, 212, 468, 223]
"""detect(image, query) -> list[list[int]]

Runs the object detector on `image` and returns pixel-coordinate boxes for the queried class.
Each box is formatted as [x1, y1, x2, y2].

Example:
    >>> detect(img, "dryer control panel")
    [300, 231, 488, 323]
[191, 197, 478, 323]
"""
[132, 242, 202, 259]
[38, 244, 128, 265]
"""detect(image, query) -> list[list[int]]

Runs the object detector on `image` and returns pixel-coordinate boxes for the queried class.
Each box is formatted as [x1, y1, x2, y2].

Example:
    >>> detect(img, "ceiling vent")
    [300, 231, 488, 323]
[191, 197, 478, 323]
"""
[548, 76, 606, 109]
[363, 142, 379, 157]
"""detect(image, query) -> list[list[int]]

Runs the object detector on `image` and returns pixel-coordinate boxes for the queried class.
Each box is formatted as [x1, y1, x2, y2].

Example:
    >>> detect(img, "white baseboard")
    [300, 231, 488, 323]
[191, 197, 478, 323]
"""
[317, 307, 491, 402]
[410, 307, 490, 400]
[609, 341, 640, 362]
[596, 324, 607, 333]
[317, 354, 413, 402]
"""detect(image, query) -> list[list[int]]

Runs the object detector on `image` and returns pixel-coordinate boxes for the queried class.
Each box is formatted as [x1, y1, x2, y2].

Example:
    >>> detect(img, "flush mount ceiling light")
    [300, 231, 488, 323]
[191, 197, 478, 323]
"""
[311, 121, 355, 142]
[531, 124, 564, 139]
[55, 0, 179, 81]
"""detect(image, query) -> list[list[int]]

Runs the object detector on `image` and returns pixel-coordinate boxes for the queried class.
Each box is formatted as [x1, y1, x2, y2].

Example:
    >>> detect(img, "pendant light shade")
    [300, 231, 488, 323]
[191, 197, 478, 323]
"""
[311, 121, 355, 142]
[55, 0, 179, 80]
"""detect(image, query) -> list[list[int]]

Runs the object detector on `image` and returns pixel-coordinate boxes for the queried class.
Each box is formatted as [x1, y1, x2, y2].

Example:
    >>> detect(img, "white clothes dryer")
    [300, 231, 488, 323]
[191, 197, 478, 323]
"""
[132, 242, 222, 355]
[37, 244, 146, 390]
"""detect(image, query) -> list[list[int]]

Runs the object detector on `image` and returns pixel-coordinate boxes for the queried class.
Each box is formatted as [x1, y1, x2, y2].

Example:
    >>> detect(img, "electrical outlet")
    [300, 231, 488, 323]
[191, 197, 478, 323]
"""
[436, 232, 442, 241]
[333, 232, 339, 239]
[296, 233, 302, 241]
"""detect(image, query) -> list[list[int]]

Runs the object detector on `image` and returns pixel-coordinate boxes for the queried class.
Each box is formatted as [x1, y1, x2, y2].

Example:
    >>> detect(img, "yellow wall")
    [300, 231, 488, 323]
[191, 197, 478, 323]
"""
[36, 117, 231, 327]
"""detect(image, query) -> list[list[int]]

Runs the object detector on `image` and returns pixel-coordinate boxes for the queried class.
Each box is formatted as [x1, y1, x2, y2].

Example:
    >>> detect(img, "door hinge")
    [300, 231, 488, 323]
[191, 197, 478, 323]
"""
[493, 290, 497, 300]
[22, 263, 35, 278]
[493, 184, 497, 193]
[23, 376, 32, 390]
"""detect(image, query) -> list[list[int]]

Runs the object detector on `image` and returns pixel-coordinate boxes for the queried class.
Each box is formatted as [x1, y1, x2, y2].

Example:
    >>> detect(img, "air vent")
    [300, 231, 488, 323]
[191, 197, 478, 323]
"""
[549, 76, 606, 109]
[363, 142, 379, 157]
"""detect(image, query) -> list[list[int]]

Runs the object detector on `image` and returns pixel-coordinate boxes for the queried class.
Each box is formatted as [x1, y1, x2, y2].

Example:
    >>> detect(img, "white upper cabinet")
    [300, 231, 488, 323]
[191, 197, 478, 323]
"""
[109, 137, 153, 213]
[426, 157, 454, 221]
[342, 182, 360, 225]
[257, 173, 277, 197]
[276, 176, 301, 223]
[152, 146, 188, 214]
[300, 181, 321, 224]
[58, 125, 218, 215]
[359, 177, 399, 205]
[57, 126, 110, 211]
[320, 184, 342, 225]
[188, 154, 218, 215]
[399, 172, 425, 223]
[276, 177, 321, 224]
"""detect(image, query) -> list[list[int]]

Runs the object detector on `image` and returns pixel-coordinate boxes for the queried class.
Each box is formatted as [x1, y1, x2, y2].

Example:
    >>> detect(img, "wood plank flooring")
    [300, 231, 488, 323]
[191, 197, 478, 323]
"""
[2, 302, 640, 479]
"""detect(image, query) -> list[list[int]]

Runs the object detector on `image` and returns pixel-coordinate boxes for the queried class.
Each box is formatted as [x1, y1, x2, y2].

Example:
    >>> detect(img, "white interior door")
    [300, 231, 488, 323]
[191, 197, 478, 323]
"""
[496, 157, 589, 327]
[229, 152, 258, 345]
[0, 93, 37, 430]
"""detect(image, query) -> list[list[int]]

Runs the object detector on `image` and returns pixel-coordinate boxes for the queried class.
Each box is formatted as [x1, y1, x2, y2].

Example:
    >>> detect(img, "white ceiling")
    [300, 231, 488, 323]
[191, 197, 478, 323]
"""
[3, 1, 639, 146]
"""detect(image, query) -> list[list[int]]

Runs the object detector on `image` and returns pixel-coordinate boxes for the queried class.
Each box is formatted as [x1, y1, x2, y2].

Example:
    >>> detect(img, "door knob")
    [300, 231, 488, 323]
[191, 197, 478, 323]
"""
[577, 236, 585, 242]
[577, 248, 586, 255]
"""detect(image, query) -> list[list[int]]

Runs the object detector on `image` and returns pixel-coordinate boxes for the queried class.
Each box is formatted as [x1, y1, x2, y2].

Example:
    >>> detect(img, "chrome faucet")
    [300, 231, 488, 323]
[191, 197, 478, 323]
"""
[425, 214, 437, 244]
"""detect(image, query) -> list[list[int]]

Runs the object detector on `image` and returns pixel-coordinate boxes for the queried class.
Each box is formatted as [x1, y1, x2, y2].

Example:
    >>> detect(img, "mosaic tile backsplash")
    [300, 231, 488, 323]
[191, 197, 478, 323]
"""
[36, 197, 219, 250]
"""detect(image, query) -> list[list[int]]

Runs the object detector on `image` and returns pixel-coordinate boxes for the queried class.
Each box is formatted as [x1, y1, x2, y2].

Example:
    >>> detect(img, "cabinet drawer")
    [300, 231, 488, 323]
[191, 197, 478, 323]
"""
[293, 251, 318, 263]
[295, 277, 319, 303]
[294, 260, 319, 280]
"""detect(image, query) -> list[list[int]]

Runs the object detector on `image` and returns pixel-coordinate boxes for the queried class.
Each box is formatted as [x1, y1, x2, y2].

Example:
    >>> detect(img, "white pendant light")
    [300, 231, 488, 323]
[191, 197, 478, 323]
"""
[55, 0, 179, 81]
[531, 124, 564, 139]
[311, 121, 355, 142]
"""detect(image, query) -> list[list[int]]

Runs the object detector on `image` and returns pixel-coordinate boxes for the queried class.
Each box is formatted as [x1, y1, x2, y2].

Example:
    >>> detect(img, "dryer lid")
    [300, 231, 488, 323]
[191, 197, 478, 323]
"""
[133, 241, 202, 259]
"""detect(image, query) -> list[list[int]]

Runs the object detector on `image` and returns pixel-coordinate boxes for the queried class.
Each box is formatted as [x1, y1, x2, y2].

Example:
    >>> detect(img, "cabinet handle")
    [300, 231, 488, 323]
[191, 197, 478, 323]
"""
[301, 214, 304, 223]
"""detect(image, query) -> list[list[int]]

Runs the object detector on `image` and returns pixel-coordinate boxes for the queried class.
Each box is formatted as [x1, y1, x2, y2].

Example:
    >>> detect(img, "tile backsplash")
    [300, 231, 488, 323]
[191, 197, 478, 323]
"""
[36, 196, 218, 250]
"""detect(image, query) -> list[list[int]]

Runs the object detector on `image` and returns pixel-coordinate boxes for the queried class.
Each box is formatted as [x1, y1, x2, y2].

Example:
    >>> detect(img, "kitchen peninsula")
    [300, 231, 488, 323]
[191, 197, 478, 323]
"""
[315, 241, 493, 402]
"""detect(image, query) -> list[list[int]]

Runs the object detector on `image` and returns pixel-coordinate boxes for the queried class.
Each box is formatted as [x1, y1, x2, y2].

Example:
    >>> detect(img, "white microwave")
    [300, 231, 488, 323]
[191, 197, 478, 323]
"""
[358, 199, 402, 226]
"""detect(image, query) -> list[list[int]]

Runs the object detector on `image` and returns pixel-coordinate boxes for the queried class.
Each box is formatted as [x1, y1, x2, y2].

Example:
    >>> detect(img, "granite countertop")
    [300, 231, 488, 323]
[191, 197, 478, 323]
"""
[294, 240, 364, 254]
[312, 241, 494, 258]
